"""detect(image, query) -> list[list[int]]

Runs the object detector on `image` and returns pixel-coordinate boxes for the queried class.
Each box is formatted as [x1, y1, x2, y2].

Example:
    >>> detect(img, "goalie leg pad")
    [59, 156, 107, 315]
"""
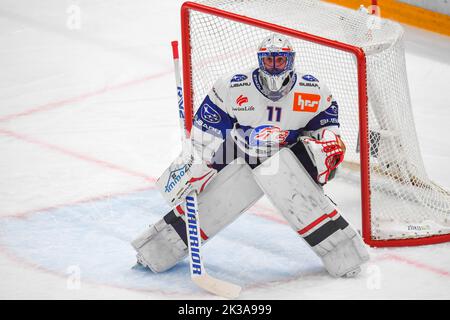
[132, 161, 263, 272]
[132, 216, 187, 273]
[319, 227, 370, 277]
[253, 148, 369, 277]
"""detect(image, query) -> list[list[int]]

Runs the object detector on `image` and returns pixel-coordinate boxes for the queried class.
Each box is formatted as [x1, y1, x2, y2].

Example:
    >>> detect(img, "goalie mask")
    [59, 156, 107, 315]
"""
[257, 34, 296, 93]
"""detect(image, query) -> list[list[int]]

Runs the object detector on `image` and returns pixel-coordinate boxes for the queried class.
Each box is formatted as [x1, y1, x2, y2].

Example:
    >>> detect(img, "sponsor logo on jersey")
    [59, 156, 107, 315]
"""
[231, 74, 248, 82]
[293, 92, 321, 113]
[320, 118, 339, 126]
[236, 95, 248, 106]
[231, 82, 251, 88]
[299, 82, 319, 88]
[185, 195, 202, 275]
[324, 101, 338, 116]
[302, 74, 319, 82]
[233, 95, 255, 111]
[249, 125, 289, 147]
[164, 160, 192, 193]
[201, 104, 221, 123]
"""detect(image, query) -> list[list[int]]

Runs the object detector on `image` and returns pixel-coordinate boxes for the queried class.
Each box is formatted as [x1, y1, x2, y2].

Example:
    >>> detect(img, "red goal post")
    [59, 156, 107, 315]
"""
[179, 1, 450, 247]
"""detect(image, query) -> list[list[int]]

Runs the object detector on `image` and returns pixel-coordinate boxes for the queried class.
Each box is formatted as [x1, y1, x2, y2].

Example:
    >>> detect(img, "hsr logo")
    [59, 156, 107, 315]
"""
[293, 92, 321, 113]
[250, 125, 289, 147]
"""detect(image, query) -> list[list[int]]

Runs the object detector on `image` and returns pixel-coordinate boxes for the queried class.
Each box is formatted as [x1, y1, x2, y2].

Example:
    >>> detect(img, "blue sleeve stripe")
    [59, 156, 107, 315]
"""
[303, 102, 339, 132]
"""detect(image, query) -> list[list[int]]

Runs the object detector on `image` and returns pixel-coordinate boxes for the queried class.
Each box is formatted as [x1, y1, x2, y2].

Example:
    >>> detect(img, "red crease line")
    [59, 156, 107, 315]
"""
[0, 128, 156, 183]
[0, 70, 172, 123]
[376, 253, 450, 277]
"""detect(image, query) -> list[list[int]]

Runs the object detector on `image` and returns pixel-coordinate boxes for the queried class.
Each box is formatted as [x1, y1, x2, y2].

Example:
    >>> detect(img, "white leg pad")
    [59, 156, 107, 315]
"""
[132, 220, 187, 273]
[253, 148, 369, 277]
[321, 232, 370, 278]
[131, 161, 263, 272]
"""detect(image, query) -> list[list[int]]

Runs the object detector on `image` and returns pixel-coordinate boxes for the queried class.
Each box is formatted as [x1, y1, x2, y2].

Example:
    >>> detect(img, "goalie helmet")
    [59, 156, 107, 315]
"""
[257, 34, 296, 93]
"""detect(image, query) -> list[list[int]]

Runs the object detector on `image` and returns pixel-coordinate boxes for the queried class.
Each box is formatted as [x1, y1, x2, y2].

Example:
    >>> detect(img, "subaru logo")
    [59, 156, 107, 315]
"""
[302, 74, 319, 82]
[231, 74, 248, 82]
[201, 104, 221, 124]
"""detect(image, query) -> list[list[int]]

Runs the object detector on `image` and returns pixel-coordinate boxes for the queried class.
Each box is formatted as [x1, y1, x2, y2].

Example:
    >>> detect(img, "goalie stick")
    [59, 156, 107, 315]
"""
[171, 40, 241, 299]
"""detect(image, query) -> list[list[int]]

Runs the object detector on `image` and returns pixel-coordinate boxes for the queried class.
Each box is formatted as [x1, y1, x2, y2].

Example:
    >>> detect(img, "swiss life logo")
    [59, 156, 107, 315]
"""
[293, 92, 321, 113]
[236, 95, 249, 106]
[177, 86, 184, 120]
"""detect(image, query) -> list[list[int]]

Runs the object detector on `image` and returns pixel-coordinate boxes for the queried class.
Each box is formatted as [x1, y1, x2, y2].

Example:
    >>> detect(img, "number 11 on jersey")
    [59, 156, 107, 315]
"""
[267, 106, 282, 122]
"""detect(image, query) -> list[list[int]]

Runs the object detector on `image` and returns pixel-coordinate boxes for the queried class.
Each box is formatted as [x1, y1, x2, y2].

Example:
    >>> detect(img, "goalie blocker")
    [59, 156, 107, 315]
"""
[132, 136, 369, 277]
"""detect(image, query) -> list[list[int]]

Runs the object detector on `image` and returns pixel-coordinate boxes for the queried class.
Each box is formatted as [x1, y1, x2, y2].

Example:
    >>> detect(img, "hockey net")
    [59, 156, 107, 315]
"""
[180, 0, 450, 247]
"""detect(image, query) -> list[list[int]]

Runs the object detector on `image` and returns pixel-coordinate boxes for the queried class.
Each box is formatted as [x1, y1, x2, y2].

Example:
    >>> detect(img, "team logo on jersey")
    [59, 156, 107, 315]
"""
[201, 104, 221, 124]
[302, 74, 319, 82]
[293, 92, 321, 113]
[249, 125, 289, 147]
[231, 74, 248, 82]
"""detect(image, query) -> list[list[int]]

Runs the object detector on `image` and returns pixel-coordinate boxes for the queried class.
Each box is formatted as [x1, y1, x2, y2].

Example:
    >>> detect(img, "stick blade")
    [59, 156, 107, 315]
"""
[193, 273, 241, 299]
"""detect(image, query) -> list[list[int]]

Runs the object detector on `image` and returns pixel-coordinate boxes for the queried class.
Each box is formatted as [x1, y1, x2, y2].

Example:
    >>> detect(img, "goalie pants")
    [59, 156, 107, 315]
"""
[211, 136, 321, 183]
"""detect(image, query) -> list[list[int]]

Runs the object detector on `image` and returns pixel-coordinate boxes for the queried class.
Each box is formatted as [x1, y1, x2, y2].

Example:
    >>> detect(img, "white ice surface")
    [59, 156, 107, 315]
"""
[0, 1, 449, 300]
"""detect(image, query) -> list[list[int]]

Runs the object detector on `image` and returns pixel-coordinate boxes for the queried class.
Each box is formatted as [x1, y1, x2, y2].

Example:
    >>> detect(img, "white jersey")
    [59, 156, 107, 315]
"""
[192, 68, 340, 160]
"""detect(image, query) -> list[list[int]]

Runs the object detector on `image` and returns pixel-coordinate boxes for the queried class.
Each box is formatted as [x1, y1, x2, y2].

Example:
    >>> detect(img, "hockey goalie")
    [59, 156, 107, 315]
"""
[132, 34, 370, 278]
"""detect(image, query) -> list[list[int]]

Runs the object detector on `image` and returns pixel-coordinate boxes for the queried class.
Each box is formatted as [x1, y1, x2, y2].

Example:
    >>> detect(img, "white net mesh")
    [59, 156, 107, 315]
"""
[183, 0, 450, 243]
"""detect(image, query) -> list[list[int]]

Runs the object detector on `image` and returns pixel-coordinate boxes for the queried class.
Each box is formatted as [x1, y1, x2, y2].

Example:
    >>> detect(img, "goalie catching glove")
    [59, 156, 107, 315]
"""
[301, 129, 345, 184]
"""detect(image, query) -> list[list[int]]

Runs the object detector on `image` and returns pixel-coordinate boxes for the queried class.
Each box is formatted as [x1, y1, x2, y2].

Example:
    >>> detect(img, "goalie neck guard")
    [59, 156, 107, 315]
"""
[257, 34, 296, 93]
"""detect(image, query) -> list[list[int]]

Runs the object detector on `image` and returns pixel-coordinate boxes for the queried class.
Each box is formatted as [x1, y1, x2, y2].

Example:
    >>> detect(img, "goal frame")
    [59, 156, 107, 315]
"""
[179, 1, 450, 247]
